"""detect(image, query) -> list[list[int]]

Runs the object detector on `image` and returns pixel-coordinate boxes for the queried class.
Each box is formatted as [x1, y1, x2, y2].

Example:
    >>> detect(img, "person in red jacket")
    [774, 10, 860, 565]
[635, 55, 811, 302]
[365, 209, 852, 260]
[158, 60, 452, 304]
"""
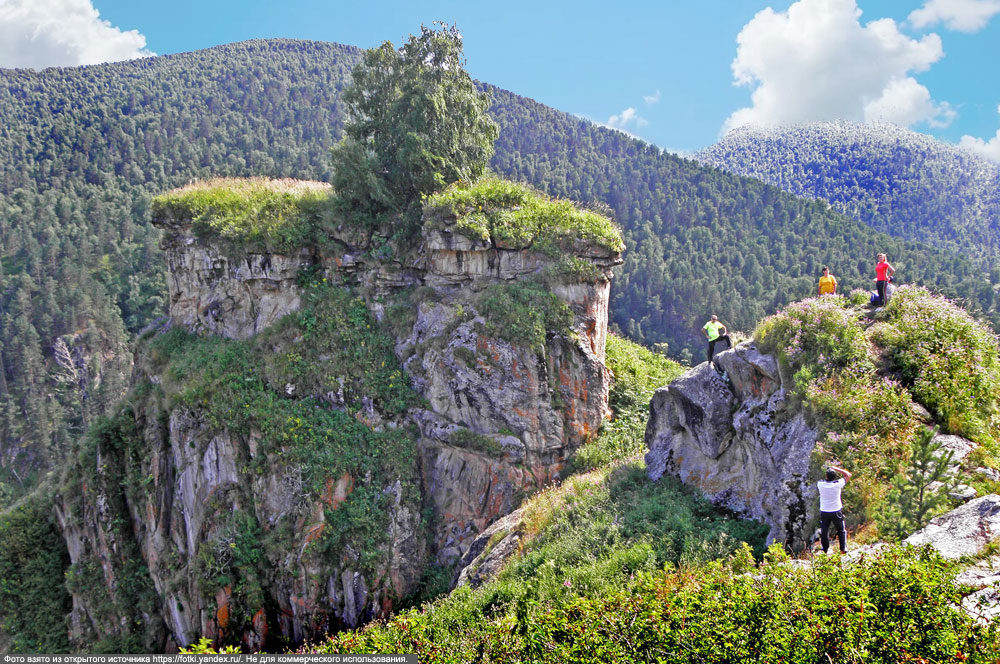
[875, 253, 895, 306]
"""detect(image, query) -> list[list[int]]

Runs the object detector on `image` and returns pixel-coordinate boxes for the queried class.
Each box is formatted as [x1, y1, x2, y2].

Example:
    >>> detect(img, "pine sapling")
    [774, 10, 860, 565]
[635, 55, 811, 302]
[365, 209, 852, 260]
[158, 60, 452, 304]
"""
[877, 426, 956, 540]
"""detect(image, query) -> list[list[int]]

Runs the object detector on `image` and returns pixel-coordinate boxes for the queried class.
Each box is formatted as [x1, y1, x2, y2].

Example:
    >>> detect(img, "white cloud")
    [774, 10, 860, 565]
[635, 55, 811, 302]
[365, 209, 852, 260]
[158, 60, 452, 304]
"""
[643, 90, 661, 105]
[0, 0, 153, 70]
[864, 77, 956, 127]
[725, 0, 952, 133]
[909, 0, 1000, 33]
[958, 104, 1000, 162]
[607, 106, 648, 129]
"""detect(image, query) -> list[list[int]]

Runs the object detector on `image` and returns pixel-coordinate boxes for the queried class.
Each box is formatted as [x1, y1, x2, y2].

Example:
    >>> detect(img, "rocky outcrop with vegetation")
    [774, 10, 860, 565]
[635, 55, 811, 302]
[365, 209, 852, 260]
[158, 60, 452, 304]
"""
[645, 342, 818, 549]
[49, 176, 622, 651]
[647, 289, 1000, 552]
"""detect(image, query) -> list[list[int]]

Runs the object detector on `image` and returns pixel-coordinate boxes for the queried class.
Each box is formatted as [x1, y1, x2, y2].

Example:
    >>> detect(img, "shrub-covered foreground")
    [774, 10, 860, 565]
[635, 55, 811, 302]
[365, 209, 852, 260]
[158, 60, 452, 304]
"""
[755, 286, 1000, 538]
[317, 545, 998, 663]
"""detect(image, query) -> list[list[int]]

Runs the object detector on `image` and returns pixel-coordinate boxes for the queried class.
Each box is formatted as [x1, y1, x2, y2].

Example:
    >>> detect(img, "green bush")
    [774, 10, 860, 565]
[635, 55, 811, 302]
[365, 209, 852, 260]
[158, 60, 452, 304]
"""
[424, 176, 624, 255]
[755, 297, 922, 534]
[477, 281, 573, 351]
[151, 178, 331, 254]
[569, 334, 684, 472]
[755, 296, 872, 381]
[604, 333, 684, 412]
[872, 286, 1000, 445]
[754, 291, 1000, 539]
[318, 545, 997, 663]
[0, 491, 72, 653]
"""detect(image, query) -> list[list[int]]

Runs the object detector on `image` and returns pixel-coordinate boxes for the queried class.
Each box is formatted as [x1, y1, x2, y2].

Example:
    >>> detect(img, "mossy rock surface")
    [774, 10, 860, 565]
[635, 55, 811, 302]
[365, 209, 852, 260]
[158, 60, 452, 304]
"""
[151, 177, 333, 254]
[424, 176, 624, 255]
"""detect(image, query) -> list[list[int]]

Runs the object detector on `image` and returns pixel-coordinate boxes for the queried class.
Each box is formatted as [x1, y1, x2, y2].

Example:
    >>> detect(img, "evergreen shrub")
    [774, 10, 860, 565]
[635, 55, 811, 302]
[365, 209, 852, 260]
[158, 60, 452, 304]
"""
[318, 545, 997, 663]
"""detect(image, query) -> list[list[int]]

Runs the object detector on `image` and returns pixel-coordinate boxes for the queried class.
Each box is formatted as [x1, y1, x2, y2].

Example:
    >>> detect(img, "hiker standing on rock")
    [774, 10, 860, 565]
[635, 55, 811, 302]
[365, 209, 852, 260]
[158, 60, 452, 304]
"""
[818, 466, 852, 554]
[875, 253, 895, 306]
[818, 267, 837, 296]
[702, 315, 731, 364]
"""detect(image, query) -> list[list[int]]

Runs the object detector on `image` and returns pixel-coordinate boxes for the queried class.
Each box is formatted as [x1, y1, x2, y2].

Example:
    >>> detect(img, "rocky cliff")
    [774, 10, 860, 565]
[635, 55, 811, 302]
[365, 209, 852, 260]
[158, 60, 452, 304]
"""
[54, 178, 622, 651]
[645, 342, 819, 549]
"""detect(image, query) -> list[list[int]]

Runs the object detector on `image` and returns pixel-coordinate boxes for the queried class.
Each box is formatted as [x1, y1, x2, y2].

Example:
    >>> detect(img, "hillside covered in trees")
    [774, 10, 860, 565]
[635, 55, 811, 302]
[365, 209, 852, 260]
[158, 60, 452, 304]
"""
[2, 39, 997, 506]
[697, 122, 1000, 264]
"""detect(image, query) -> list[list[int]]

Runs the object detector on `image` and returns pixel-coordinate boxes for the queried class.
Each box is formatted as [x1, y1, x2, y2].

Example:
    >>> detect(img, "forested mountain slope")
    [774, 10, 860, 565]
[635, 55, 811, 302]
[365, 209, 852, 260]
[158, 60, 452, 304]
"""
[486, 96, 997, 349]
[697, 122, 1000, 264]
[1, 40, 996, 505]
[0, 40, 360, 499]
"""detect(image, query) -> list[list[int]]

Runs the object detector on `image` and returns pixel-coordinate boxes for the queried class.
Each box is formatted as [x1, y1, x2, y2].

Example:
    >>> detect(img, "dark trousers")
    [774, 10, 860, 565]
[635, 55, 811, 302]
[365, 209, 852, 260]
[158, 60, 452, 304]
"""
[820, 510, 847, 553]
[708, 335, 731, 363]
[876, 280, 887, 305]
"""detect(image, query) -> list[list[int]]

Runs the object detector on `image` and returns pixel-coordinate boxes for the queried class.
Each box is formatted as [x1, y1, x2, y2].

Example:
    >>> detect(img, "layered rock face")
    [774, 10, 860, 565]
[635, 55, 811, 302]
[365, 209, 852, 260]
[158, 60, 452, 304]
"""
[645, 342, 818, 549]
[58, 183, 620, 651]
[402, 219, 618, 560]
[156, 207, 315, 339]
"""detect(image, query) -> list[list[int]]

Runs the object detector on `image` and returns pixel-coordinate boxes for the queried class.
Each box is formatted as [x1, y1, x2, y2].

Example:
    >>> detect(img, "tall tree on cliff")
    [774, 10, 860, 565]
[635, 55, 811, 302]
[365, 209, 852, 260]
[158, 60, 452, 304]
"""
[330, 23, 499, 232]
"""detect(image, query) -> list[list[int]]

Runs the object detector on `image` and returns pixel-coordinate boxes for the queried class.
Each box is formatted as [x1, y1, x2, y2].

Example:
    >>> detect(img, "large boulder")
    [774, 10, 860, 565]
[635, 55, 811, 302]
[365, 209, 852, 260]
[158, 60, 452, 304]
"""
[905, 495, 1000, 625]
[645, 342, 818, 549]
[904, 494, 1000, 559]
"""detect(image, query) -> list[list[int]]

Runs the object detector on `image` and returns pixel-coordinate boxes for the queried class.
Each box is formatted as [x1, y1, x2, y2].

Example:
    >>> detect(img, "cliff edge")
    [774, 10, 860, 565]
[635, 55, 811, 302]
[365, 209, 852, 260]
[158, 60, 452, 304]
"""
[52, 177, 623, 651]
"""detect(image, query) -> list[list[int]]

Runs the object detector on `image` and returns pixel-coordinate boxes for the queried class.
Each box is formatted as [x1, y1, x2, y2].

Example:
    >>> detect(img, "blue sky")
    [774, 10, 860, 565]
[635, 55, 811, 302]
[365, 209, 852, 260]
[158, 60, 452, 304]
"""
[2, 0, 999, 158]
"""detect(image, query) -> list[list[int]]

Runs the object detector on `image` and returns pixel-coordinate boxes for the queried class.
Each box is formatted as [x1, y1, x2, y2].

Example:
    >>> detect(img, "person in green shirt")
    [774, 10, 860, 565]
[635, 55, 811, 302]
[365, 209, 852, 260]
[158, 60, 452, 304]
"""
[702, 315, 731, 363]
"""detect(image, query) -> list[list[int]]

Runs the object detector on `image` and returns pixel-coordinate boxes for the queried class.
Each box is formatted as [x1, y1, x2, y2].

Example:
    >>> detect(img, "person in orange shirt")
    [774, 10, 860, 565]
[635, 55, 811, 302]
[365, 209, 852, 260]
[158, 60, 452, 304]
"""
[817, 267, 837, 296]
[875, 253, 895, 306]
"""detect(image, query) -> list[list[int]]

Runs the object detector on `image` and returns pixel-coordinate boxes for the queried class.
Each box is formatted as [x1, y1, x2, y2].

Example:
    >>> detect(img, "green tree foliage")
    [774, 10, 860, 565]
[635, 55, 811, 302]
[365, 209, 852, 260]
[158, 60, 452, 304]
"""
[871, 286, 1000, 445]
[331, 24, 498, 229]
[0, 491, 73, 653]
[877, 427, 957, 540]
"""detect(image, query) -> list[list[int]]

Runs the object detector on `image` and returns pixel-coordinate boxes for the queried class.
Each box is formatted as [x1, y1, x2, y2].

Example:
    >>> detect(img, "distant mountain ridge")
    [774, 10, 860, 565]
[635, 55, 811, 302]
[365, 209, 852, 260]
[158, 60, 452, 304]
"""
[696, 121, 1000, 264]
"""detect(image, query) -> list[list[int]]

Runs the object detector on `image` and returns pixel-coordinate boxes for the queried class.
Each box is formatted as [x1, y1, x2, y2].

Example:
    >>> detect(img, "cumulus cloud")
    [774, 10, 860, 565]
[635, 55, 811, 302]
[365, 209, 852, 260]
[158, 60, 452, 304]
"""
[607, 107, 648, 130]
[0, 0, 153, 69]
[864, 77, 956, 127]
[909, 0, 1000, 33]
[725, 0, 952, 133]
[958, 104, 1000, 163]
[643, 90, 661, 105]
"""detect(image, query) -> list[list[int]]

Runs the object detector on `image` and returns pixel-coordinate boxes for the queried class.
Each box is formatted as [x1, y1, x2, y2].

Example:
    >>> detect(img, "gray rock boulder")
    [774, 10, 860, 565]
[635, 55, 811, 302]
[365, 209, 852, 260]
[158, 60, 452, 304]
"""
[932, 433, 976, 464]
[452, 508, 524, 590]
[645, 342, 819, 550]
[904, 494, 1000, 559]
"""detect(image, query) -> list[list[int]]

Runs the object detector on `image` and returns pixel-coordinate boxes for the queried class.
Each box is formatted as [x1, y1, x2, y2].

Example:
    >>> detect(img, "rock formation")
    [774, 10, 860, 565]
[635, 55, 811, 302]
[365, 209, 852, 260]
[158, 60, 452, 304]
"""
[56, 179, 621, 651]
[904, 494, 1000, 560]
[903, 495, 1000, 624]
[644, 342, 818, 549]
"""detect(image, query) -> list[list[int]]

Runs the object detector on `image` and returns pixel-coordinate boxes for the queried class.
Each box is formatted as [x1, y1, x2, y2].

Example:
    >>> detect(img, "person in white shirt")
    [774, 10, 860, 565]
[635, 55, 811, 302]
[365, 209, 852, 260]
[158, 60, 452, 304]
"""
[817, 465, 852, 553]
